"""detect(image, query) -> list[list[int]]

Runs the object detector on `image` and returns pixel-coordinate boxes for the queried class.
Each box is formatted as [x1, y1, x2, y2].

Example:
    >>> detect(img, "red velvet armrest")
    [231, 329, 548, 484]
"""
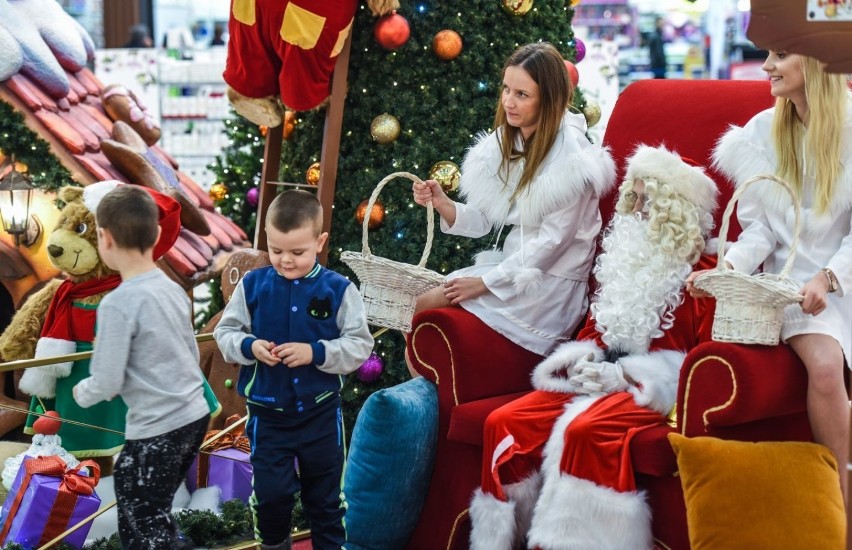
[677, 341, 812, 442]
[407, 308, 543, 407]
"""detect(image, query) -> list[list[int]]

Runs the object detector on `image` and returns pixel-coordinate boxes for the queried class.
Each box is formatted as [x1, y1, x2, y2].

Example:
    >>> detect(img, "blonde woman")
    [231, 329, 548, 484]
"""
[411, 42, 615, 360]
[688, 52, 852, 499]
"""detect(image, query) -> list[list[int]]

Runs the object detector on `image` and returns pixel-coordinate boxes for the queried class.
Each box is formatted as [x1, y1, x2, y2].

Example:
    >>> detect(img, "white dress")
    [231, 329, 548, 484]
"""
[441, 112, 616, 356]
[712, 99, 852, 361]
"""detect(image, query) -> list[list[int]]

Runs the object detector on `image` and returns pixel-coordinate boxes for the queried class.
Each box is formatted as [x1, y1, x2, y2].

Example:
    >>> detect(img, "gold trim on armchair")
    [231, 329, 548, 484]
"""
[681, 355, 737, 434]
[410, 321, 459, 406]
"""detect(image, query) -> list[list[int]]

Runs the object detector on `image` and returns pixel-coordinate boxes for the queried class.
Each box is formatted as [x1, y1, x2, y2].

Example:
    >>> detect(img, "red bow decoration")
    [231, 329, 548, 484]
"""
[0, 455, 101, 545]
[197, 414, 251, 489]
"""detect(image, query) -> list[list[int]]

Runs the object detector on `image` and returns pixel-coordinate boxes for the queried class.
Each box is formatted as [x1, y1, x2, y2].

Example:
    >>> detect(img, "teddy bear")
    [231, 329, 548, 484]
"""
[223, 0, 399, 125]
[0, 181, 181, 474]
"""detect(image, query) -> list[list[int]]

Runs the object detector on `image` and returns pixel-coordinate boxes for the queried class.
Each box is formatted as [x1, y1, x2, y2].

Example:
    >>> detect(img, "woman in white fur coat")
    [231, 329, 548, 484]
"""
[689, 52, 852, 500]
[411, 42, 615, 358]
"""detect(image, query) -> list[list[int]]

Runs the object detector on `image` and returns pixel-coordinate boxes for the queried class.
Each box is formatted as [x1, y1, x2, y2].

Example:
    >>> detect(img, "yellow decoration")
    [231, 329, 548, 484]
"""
[370, 113, 401, 144]
[306, 162, 321, 186]
[232, 0, 256, 25]
[280, 2, 324, 49]
[432, 30, 463, 61]
[283, 110, 297, 140]
[668, 433, 846, 550]
[571, 0, 581, 6]
[355, 199, 385, 229]
[501, 0, 534, 16]
[209, 182, 228, 201]
[429, 161, 461, 192]
[583, 101, 602, 128]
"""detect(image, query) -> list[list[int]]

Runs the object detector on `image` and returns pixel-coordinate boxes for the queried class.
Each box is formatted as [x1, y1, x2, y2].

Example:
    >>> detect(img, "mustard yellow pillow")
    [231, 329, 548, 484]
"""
[668, 433, 845, 550]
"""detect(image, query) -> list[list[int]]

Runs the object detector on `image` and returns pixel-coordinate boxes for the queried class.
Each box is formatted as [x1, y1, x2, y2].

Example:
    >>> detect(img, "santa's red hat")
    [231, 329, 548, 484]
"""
[82, 180, 181, 260]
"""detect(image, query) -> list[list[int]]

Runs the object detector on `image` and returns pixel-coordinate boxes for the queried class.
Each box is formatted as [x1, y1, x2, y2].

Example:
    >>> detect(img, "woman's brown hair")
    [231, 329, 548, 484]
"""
[493, 42, 574, 202]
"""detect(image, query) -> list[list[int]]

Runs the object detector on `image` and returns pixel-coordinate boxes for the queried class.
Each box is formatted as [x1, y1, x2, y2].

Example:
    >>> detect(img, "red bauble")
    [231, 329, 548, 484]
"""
[564, 60, 580, 87]
[33, 410, 61, 435]
[374, 12, 410, 50]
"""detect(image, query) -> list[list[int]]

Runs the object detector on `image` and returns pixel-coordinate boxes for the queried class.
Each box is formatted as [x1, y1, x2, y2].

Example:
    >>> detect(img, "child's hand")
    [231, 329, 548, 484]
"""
[252, 339, 280, 367]
[800, 272, 829, 315]
[443, 277, 488, 304]
[272, 343, 313, 368]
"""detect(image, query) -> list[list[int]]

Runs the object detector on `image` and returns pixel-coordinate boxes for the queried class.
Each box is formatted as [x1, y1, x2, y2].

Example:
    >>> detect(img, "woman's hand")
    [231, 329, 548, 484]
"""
[800, 272, 830, 315]
[443, 277, 489, 305]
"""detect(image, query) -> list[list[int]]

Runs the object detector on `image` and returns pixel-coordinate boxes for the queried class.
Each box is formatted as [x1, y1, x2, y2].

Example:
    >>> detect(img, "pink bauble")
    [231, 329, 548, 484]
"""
[356, 352, 384, 383]
[564, 60, 580, 87]
[247, 187, 259, 208]
[374, 13, 410, 50]
[574, 38, 586, 63]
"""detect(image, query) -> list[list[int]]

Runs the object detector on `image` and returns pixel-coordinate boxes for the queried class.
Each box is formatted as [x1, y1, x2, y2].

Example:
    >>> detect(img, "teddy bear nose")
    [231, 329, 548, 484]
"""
[47, 245, 64, 258]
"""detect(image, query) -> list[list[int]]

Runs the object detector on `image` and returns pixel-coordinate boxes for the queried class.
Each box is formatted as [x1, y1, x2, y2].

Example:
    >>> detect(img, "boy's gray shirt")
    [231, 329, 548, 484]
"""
[75, 268, 209, 439]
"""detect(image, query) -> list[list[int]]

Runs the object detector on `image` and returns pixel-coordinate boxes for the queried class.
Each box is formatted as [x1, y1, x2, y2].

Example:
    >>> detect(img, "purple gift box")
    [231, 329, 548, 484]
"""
[187, 448, 253, 502]
[0, 457, 101, 549]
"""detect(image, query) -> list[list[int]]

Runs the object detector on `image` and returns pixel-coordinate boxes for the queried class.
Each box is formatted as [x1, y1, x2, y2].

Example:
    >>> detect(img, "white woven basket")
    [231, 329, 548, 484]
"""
[693, 174, 803, 345]
[341, 172, 445, 332]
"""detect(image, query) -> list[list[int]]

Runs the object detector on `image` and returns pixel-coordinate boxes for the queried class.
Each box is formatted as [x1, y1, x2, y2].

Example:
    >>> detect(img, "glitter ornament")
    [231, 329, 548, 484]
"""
[209, 182, 228, 201]
[370, 113, 401, 144]
[356, 352, 384, 383]
[432, 30, 463, 61]
[583, 101, 602, 128]
[501, 0, 533, 16]
[306, 162, 321, 186]
[355, 199, 385, 229]
[374, 12, 410, 50]
[247, 187, 259, 208]
[564, 60, 580, 87]
[574, 38, 586, 63]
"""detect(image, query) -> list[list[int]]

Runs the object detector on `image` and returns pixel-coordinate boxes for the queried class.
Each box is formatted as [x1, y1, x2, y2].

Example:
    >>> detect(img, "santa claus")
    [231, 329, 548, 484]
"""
[469, 145, 719, 550]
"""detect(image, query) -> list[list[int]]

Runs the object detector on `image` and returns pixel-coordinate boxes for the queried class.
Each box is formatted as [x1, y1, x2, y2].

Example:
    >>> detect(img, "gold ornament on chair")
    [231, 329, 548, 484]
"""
[501, 0, 533, 16]
[209, 182, 228, 201]
[306, 162, 321, 186]
[429, 161, 461, 192]
[370, 113, 401, 144]
[583, 101, 602, 128]
[355, 199, 385, 229]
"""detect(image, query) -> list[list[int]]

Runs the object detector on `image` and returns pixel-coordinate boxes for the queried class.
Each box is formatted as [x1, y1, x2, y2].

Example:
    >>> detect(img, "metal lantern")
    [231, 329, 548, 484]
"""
[0, 157, 38, 247]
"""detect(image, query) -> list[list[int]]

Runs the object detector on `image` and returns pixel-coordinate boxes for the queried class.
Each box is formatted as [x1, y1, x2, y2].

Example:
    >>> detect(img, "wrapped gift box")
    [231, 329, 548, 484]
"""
[187, 447, 253, 502]
[0, 456, 100, 549]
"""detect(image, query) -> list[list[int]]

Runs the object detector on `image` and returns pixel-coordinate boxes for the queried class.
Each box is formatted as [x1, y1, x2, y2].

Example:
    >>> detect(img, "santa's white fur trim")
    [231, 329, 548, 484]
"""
[513, 267, 543, 294]
[626, 145, 718, 217]
[82, 180, 123, 213]
[528, 473, 652, 550]
[621, 349, 686, 415]
[19, 338, 76, 398]
[504, 472, 543, 547]
[469, 489, 518, 550]
[532, 340, 603, 393]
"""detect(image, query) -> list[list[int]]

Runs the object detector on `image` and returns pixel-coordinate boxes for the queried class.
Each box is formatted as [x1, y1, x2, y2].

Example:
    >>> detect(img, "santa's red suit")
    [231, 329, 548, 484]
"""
[470, 255, 716, 550]
[224, 0, 358, 112]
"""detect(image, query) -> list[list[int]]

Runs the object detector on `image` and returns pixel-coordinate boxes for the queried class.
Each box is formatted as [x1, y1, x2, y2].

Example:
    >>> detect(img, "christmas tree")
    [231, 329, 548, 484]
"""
[209, 0, 586, 431]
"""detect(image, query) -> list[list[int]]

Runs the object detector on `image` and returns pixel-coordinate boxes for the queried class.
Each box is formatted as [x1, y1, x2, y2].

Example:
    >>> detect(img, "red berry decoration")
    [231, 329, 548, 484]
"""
[33, 410, 62, 435]
[374, 12, 410, 50]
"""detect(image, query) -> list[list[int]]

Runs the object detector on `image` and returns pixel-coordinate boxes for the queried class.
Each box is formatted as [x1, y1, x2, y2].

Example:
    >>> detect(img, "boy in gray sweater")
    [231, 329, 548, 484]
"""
[73, 184, 211, 550]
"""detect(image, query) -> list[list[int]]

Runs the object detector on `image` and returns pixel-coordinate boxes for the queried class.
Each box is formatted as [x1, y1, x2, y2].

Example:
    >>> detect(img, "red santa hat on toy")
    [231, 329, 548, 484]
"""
[18, 181, 182, 399]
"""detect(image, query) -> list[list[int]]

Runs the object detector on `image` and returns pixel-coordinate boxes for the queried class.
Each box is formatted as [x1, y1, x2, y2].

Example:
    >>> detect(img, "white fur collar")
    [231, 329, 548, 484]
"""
[712, 106, 852, 237]
[458, 111, 616, 227]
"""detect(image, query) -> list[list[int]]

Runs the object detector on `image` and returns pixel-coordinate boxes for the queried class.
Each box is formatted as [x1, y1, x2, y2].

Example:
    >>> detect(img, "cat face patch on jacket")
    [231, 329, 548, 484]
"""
[308, 297, 332, 320]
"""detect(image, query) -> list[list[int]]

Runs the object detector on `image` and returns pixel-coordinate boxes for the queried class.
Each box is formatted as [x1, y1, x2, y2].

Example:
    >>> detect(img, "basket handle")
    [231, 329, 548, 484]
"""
[715, 174, 801, 278]
[361, 171, 434, 268]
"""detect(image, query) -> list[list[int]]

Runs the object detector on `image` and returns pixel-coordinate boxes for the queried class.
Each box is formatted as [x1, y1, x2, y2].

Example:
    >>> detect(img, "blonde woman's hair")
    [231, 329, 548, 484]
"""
[772, 55, 847, 214]
[615, 178, 709, 265]
[493, 42, 573, 202]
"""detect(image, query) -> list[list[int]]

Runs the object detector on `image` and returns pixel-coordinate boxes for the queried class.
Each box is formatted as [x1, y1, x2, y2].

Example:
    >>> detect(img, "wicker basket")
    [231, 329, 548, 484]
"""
[693, 174, 803, 345]
[341, 172, 445, 332]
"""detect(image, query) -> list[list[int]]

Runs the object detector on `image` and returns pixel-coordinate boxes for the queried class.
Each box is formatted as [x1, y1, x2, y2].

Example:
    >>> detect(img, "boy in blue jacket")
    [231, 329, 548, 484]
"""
[214, 190, 373, 550]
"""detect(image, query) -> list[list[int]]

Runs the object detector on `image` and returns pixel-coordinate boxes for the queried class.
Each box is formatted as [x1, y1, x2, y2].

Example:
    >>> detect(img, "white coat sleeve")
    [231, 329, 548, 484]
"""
[440, 200, 493, 238]
[480, 190, 596, 301]
[723, 187, 777, 275]
[213, 281, 258, 366]
[315, 284, 374, 375]
[826, 218, 852, 296]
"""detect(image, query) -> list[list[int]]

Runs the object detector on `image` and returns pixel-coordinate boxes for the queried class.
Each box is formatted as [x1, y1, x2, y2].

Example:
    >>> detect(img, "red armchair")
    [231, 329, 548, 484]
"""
[405, 79, 811, 550]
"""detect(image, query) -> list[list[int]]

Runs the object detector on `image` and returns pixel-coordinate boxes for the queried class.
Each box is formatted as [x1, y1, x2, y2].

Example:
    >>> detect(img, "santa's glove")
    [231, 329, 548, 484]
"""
[568, 359, 629, 397]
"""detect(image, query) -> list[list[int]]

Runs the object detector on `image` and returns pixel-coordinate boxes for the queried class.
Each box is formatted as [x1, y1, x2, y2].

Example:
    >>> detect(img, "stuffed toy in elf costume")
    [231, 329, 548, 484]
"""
[224, 0, 399, 125]
[0, 181, 180, 473]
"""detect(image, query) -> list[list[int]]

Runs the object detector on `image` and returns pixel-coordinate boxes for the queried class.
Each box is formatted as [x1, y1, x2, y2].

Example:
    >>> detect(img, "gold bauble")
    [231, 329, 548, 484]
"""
[355, 199, 385, 229]
[583, 101, 602, 128]
[306, 162, 321, 186]
[501, 0, 533, 16]
[429, 161, 461, 193]
[283, 110, 296, 140]
[370, 113, 401, 144]
[432, 30, 463, 61]
[209, 182, 228, 201]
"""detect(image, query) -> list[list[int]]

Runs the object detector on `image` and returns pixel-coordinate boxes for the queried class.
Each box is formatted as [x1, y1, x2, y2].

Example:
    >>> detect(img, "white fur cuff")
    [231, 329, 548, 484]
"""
[513, 267, 543, 295]
[82, 180, 123, 213]
[34, 337, 75, 378]
[621, 349, 686, 415]
[532, 340, 603, 393]
[470, 489, 517, 550]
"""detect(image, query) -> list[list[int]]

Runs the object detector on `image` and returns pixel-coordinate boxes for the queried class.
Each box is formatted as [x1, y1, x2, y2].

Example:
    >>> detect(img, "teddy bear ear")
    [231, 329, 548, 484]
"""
[58, 186, 84, 205]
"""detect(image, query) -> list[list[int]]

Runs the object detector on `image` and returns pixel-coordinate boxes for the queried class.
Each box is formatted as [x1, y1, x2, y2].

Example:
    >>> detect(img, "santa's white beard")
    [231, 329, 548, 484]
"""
[591, 214, 693, 355]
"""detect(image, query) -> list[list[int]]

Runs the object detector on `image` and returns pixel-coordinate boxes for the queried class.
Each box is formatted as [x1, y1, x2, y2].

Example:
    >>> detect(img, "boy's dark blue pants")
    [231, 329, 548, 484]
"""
[247, 398, 346, 549]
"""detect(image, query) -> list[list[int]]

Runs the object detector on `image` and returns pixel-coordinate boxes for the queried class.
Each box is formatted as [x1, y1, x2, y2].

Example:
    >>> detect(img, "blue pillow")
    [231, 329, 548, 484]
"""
[344, 377, 438, 550]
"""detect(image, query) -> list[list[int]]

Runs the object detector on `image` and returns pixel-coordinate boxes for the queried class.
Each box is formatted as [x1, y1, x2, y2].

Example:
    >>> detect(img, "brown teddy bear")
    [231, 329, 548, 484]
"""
[0, 181, 180, 474]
